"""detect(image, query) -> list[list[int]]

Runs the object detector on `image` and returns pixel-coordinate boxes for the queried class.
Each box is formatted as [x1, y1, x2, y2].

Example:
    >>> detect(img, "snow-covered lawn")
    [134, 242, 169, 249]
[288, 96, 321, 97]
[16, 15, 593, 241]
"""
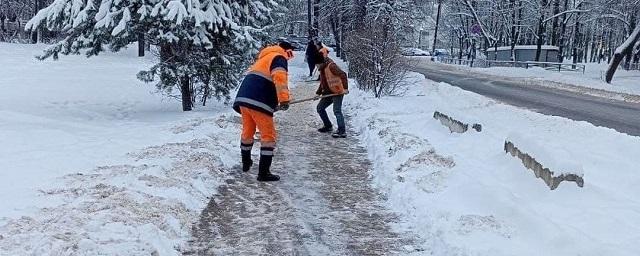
[0, 43, 239, 254]
[421, 59, 640, 98]
[346, 72, 640, 255]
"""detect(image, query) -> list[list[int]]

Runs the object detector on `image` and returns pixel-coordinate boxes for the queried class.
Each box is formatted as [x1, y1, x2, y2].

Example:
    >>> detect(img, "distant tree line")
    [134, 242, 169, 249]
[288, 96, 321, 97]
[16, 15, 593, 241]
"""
[438, 0, 640, 81]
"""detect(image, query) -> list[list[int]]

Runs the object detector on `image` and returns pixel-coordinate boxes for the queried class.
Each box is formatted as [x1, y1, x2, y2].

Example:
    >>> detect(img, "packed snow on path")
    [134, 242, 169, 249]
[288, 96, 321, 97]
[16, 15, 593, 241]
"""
[421, 59, 640, 98]
[0, 43, 241, 255]
[345, 72, 640, 255]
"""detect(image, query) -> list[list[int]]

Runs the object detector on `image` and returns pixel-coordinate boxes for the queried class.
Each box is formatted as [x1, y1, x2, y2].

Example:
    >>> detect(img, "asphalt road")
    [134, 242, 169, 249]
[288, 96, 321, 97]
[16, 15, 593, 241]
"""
[411, 64, 640, 137]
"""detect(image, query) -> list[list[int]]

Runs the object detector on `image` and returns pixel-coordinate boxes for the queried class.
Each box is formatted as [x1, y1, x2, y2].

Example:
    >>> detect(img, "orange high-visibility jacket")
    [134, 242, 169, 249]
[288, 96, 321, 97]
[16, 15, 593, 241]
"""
[233, 46, 291, 116]
[317, 59, 348, 95]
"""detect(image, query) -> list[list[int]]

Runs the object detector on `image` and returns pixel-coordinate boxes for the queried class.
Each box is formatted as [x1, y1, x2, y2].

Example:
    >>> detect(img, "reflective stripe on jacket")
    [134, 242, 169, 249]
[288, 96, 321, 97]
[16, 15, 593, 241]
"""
[233, 46, 290, 116]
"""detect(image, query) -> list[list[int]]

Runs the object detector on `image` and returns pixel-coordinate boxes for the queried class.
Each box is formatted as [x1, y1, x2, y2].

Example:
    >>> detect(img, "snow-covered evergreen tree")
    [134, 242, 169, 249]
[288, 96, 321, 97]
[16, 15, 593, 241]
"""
[26, 0, 279, 111]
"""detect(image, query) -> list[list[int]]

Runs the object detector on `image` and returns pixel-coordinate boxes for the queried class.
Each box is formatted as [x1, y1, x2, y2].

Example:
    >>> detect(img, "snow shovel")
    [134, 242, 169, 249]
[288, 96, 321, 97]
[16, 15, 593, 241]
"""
[289, 93, 343, 105]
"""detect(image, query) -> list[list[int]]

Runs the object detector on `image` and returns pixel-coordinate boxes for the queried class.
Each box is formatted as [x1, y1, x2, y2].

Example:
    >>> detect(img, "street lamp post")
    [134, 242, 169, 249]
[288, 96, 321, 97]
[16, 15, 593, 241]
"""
[307, 0, 312, 40]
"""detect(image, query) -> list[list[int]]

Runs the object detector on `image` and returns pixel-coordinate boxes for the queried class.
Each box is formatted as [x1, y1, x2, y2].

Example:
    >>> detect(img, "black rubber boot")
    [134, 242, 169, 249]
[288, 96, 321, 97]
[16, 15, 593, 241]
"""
[332, 129, 347, 138]
[241, 150, 253, 172]
[257, 154, 280, 182]
[317, 126, 333, 133]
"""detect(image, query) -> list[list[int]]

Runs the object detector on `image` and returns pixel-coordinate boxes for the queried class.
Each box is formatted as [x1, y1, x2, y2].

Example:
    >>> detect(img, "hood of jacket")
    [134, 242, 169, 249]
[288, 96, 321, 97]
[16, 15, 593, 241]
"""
[258, 45, 287, 59]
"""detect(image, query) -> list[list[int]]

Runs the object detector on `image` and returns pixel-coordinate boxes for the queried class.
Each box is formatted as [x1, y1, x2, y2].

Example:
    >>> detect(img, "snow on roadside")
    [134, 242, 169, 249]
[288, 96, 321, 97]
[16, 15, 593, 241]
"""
[0, 43, 241, 255]
[417, 59, 640, 100]
[345, 72, 640, 255]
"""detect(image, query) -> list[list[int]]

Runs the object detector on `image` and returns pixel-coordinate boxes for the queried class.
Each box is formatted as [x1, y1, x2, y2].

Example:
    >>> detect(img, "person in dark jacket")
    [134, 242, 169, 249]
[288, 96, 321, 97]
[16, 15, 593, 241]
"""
[315, 57, 349, 138]
[305, 40, 322, 77]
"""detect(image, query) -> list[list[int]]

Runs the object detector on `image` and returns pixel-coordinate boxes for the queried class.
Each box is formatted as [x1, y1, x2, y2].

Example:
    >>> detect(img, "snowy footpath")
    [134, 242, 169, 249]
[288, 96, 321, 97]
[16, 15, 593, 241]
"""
[185, 81, 422, 255]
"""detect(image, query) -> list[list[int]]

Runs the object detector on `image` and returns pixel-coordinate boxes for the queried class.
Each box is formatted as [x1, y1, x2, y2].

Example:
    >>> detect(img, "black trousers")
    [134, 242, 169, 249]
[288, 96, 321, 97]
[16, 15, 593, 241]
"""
[308, 61, 316, 76]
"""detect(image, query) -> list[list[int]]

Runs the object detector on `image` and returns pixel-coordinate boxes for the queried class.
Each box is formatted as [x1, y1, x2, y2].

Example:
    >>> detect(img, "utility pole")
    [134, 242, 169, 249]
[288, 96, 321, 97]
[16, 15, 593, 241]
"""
[432, 0, 443, 54]
[313, 0, 320, 41]
[307, 0, 312, 40]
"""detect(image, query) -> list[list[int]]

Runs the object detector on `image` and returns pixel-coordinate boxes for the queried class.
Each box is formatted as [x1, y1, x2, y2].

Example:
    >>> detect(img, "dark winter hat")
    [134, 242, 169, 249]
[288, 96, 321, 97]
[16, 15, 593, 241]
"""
[278, 41, 295, 51]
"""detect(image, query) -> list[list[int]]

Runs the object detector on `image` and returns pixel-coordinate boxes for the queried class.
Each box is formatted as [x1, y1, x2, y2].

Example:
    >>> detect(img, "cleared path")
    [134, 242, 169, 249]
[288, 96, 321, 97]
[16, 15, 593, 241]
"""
[186, 82, 422, 255]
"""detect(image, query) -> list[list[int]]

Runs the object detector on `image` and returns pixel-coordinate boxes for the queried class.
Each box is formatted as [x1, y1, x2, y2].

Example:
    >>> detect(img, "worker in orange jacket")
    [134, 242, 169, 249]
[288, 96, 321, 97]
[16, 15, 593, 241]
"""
[233, 41, 295, 182]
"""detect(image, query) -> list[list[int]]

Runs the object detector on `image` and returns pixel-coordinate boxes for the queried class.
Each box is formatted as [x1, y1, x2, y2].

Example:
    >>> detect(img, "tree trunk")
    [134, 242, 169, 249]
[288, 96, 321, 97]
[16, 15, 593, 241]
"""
[459, 36, 464, 60]
[138, 33, 145, 57]
[623, 18, 637, 70]
[180, 75, 193, 111]
[550, 0, 560, 45]
[0, 14, 5, 33]
[557, 0, 569, 62]
[535, 15, 545, 61]
[31, 0, 40, 44]
[432, 1, 442, 54]
[572, 14, 581, 65]
[534, 0, 548, 61]
[330, 14, 341, 57]
[509, 0, 517, 60]
[312, 0, 320, 39]
[606, 24, 640, 83]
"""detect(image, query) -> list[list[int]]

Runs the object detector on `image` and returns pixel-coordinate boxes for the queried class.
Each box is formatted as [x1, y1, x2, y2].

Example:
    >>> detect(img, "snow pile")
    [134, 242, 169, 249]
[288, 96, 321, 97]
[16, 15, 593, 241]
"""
[346, 71, 640, 255]
[0, 43, 240, 255]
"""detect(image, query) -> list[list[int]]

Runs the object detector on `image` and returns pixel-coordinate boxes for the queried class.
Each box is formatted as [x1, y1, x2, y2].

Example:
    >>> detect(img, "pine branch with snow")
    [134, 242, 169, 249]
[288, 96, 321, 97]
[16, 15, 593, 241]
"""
[26, 0, 279, 111]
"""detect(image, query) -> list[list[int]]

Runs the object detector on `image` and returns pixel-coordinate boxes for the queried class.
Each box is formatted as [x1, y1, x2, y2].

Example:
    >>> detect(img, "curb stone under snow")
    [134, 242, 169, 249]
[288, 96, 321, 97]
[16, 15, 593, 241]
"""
[504, 136, 584, 190]
[433, 111, 482, 133]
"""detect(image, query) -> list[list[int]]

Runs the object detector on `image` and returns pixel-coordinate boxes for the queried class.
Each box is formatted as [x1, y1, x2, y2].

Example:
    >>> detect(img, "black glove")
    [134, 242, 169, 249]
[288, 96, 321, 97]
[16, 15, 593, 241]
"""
[278, 102, 290, 111]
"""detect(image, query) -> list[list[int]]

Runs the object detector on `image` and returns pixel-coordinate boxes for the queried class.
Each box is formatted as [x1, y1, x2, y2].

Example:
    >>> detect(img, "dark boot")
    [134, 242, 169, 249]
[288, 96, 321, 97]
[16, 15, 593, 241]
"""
[257, 151, 279, 182]
[317, 126, 333, 133]
[241, 150, 253, 172]
[332, 129, 347, 138]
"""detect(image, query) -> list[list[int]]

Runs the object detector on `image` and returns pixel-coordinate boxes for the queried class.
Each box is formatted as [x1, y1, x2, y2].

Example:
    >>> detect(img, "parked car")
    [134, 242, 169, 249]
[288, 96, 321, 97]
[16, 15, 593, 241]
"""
[431, 49, 450, 61]
[401, 47, 431, 56]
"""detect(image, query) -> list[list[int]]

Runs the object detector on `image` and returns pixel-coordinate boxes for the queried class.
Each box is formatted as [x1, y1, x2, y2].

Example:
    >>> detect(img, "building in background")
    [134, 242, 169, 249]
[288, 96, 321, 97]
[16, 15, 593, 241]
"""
[487, 45, 560, 62]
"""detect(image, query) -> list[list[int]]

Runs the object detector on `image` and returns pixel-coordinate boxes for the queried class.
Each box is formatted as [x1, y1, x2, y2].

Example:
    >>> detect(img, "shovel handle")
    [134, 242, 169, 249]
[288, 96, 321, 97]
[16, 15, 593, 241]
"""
[289, 93, 343, 105]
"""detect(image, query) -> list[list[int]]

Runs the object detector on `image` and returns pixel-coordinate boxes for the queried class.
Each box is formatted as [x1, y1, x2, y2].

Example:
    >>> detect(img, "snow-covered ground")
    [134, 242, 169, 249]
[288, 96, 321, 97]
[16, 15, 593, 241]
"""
[0, 43, 241, 254]
[346, 71, 640, 255]
[423, 59, 640, 98]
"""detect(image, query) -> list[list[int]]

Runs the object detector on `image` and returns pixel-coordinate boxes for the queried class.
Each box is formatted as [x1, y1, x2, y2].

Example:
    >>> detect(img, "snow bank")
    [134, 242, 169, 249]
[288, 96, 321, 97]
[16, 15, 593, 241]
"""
[346, 70, 640, 255]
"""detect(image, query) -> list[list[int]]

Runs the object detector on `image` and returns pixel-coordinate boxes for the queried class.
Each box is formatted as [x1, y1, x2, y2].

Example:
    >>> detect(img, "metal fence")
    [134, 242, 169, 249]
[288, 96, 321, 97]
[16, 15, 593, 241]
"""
[439, 58, 586, 74]
[624, 62, 640, 71]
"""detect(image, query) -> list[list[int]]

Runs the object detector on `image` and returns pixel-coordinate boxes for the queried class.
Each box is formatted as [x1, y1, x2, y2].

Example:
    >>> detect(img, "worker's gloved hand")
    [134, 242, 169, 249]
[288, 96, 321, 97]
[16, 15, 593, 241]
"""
[314, 94, 321, 100]
[343, 89, 349, 95]
[278, 102, 290, 111]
